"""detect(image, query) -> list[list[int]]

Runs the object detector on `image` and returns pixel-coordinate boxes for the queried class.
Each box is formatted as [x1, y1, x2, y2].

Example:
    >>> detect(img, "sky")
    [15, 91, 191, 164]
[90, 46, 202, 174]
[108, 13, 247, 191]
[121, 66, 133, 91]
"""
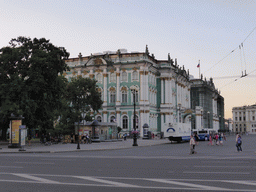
[1, 0, 256, 119]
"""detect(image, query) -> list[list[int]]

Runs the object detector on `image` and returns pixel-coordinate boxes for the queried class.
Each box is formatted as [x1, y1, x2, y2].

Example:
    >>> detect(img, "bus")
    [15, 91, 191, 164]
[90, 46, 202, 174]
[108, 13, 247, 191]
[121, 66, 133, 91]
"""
[197, 129, 216, 141]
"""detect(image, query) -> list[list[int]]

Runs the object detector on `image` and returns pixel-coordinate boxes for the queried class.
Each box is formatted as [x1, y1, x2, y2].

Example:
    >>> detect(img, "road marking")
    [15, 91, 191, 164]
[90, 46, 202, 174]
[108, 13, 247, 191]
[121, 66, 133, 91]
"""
[183, 171, 250, 175]
[194, 165, 255, 168]
[0, 173, 255, 191]
[223, 180, 256, 186]
[73, 176, 140, 188]
[15, 162, 55, 165]
[12, 173, 61, 184]
[144, 178, 229, 191]
[0, 166, 23, 168]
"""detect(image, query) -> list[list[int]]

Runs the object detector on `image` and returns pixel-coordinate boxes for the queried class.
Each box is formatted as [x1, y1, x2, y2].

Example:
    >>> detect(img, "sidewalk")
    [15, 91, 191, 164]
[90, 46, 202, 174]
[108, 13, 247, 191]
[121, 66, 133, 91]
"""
[0, 138, 170, 153]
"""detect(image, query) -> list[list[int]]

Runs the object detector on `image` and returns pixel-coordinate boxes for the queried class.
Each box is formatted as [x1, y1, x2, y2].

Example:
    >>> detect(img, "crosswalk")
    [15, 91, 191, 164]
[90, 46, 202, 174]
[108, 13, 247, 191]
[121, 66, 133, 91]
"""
[0, 172, 256, 191]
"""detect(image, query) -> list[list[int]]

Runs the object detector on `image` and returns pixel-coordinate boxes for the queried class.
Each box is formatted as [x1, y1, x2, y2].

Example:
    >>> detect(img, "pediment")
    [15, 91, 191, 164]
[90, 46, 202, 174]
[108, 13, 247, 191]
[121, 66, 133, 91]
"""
[86, 57, 108, 66]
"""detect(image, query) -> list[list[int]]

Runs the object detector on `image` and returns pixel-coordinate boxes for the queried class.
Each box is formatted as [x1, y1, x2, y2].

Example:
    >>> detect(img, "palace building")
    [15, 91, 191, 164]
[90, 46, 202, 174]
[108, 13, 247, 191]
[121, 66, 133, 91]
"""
[232, 104, 256, 134]
[64, 46, 192, 136]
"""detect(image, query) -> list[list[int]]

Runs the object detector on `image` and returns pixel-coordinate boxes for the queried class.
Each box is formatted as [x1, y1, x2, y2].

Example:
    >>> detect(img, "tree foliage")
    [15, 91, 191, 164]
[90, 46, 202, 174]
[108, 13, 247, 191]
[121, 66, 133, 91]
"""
[0, 37, 70, 139]
[57, 76, 103, 134]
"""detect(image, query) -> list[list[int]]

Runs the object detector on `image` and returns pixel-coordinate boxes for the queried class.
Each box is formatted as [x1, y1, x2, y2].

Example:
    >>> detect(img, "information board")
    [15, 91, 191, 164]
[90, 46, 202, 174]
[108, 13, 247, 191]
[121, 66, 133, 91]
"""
[11, 120, 21, 144]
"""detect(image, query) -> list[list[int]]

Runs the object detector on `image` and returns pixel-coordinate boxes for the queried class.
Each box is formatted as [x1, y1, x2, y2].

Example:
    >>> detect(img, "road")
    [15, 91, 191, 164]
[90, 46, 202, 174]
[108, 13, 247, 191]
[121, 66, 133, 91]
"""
[0, 134, 256, 192]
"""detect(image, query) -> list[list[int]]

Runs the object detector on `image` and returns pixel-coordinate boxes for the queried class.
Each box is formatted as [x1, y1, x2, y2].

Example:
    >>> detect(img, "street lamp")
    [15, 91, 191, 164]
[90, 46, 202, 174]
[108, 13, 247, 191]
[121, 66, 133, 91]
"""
[131, 88, 138, 146]
[77, 114, 81, 149]
[207, 111, 210, 128]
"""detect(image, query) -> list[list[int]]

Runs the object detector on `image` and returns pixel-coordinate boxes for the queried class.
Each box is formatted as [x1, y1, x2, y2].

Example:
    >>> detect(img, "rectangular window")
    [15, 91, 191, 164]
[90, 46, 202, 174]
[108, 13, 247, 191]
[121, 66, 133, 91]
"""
[122, 92, 127, 103]
[110, 73, 116, 82]
[132, 91, 139, 103]
[123, 116, 128, 129]
[110, 92, 116, 103]
[121, 72, 127, 82]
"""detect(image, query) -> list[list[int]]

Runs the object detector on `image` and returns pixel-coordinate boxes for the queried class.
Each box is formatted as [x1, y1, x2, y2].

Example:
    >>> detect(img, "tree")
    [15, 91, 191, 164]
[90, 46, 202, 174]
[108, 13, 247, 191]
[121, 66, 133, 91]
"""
[57, 76, 103, 134]
[0, 36, 69, 140]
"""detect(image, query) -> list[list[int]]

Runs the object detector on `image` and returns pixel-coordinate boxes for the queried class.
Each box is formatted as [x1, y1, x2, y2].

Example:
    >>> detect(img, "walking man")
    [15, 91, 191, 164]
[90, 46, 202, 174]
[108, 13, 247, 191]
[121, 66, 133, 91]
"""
[190, 135, 196, 154]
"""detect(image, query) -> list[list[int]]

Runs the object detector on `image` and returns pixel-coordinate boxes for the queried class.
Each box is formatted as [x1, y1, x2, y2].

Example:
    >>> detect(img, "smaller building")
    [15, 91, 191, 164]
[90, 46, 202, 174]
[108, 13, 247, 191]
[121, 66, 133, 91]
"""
[190, 76, 224, 132]
[75, 121, 118, 141]
[232, 104, 256, 134]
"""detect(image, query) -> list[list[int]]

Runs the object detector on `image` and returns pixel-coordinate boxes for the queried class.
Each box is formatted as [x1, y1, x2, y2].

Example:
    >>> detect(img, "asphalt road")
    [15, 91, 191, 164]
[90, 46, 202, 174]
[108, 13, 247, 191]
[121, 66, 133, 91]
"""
[0, 134, 256, 192]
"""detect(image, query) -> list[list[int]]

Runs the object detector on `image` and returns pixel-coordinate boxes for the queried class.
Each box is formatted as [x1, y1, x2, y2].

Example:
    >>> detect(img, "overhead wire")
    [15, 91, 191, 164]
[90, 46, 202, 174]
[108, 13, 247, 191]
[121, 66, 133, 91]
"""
[204, 26, 256, 75]
[203, 26, 256, 90]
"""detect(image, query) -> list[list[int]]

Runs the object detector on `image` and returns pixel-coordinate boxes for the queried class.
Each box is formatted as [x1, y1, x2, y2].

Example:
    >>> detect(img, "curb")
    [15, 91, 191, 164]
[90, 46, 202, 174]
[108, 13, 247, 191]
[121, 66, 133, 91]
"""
[0, 141, 169, 154]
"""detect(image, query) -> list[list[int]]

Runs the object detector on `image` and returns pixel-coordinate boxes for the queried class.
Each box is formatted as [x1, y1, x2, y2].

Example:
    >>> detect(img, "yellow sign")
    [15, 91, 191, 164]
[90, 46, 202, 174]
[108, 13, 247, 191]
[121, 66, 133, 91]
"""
[11, 120, 21, 144]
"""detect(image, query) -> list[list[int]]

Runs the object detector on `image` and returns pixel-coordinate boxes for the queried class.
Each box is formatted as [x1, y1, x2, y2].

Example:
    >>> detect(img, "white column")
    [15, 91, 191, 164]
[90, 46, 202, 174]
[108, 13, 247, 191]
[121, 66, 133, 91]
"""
[116, 68, 120, 103]
[161, 113, 164, 131]
[116, 73, 120, 105]
[165, 78, 168, 104]
[145, 71, 149, 103]
[103, 112, 107, 123]
[161, 78, 164, 104]
[103, 71, 108, 107]
[116, 112, 121, 127]
[140, 71, 144, 104]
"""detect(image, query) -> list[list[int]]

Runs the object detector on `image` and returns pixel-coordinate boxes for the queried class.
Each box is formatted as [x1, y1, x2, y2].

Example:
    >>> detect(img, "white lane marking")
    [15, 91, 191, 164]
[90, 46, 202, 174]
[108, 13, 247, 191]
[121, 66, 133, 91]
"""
[15, 162, 55, 165]
[73, 176, 139, 188]
[12, 173, 60, 184]
[144, 178, 230, 191]
[0, 174, 256, 191]
[40, 159, 77, 161]
[194, 165, 255, 168]
[0, 179, 254, 191]
[0, 166, 23, 168]
[183, 171, 250, 175]
[223, 180, 256, 186]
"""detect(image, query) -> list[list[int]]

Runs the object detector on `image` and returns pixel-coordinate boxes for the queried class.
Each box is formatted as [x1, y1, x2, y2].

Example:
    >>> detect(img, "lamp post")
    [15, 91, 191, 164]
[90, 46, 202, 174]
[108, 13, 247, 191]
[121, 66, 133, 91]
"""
[207, 111, 210, 129]
[131, 89, 138, 146]
[77, 116, 80, 149]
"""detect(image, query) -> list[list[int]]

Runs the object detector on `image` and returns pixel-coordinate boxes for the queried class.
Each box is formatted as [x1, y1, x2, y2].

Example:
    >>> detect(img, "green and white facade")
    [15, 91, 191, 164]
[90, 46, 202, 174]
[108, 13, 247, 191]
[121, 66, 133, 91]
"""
[64, 47, 191, 135]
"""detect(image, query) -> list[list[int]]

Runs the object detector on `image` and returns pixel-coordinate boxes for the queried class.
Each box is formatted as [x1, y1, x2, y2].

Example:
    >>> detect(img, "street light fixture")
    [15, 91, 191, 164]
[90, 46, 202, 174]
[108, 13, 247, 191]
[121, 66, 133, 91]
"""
[207, 111, 210, 129]
[131, 88, 138, 146]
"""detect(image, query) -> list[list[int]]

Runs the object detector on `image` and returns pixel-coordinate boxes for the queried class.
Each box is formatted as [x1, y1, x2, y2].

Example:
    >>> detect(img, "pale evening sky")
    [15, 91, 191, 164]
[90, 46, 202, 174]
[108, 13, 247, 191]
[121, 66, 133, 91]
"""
[0, 0, 255, 119]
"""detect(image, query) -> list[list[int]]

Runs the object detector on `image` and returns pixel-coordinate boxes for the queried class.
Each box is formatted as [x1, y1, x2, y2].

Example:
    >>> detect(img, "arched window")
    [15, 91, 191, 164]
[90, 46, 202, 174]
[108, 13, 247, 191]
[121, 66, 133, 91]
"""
[96, 116, 102, 122]
[110, 73, 116, 82]
[122, 116, 128, 129]
[121, 72, 127, 82]
[122, 90, 128, 103]
[132, 71, 138, 81]
[131, 90, 139, 103]
[110, 91, 116, 103]
[109, 87, 116, 103]
[132, 115, 139, 129]
[110, 116, 116, 122]
[96, 73, 102, 83]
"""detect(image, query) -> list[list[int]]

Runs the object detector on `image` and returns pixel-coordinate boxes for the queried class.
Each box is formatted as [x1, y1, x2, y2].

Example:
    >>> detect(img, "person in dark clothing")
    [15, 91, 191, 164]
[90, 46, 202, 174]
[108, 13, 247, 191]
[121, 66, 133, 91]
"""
[236, 134, 242, 152]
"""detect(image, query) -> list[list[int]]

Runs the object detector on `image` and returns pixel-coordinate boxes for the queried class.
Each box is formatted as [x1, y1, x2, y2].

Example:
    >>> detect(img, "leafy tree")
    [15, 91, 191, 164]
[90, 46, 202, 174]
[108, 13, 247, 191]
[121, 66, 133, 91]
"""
[57, 76, 103, 134]
[0, 36, 69, 140]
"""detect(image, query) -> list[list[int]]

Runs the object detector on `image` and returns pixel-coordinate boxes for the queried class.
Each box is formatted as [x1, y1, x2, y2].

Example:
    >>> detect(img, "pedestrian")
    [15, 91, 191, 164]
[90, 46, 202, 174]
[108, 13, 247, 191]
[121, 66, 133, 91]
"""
[219, 133, 223, 146]
[215, 133, 219, 145]
[236, 134, 242, 152]
[123, 133, 127, 141]
[208, 134, 213, 146]
[194, 132, 199, 145]
[190, 135, 196, 154]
